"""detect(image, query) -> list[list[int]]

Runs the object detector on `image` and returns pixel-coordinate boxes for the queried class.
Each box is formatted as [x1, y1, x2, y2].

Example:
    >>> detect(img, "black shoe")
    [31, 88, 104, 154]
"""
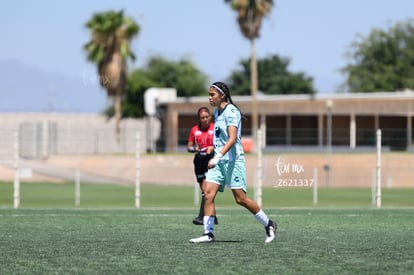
[192, 217, 203, 225]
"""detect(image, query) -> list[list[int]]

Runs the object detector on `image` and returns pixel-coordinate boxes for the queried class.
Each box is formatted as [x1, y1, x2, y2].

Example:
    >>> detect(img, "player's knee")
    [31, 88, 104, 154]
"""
[234, 196, 247, 206]
[204, 190, 213, 200]
[204, 190, 215, 202]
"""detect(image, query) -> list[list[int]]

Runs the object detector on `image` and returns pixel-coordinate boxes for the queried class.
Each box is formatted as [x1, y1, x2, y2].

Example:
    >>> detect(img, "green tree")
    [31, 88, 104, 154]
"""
[108, 56, 208, 118]
[146, 56, 207, 97]
[227, 54, 316, 95]
[342, 19, 414, 93]
[224, 0, 274, 149]
[83, 10, 139, 141]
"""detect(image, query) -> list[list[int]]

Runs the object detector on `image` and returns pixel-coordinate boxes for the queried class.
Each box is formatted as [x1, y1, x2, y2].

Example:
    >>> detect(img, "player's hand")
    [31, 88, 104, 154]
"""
[208, 153, 222, 169]
[206, 146, 214, 155]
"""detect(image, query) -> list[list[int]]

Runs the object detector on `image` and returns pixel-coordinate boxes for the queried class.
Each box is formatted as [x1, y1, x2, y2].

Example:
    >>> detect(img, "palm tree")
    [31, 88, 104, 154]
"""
[224, 0, 273, 151]
[84, 10, 139, 143]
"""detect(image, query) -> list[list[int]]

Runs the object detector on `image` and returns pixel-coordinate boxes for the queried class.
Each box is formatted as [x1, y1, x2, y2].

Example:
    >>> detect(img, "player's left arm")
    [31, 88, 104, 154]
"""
[220, 125, 237, 155]
[208, 125, 237, 168]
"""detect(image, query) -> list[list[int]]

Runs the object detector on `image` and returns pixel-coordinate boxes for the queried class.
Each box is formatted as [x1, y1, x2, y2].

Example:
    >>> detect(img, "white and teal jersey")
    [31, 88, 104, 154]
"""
[213, 104, 245, 162]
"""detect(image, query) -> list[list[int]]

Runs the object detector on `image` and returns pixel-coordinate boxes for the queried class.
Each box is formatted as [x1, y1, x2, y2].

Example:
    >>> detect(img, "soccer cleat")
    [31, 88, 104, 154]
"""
[189, 233, 215, 243]
[192, 217, 203, 225]
[265, 220, 277, 243]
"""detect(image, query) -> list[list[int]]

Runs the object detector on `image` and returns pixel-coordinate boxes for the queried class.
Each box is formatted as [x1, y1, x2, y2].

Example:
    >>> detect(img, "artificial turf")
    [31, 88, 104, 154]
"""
[0, 208, 413, 274]
[1, 181, 413, 209]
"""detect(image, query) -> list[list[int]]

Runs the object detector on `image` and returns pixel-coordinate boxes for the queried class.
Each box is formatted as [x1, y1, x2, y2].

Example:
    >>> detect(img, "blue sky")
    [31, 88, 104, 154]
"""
[1, 0, 414, 111]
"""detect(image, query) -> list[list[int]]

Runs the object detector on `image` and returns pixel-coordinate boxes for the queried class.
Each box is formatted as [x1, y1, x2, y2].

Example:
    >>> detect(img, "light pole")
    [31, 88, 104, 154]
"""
[325, 100, 333, 187]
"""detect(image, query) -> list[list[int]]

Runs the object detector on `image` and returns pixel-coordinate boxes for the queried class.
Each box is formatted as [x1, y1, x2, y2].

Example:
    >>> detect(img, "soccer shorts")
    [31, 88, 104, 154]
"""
[205, 160, 247, 193]
[193, 152, 214, 184]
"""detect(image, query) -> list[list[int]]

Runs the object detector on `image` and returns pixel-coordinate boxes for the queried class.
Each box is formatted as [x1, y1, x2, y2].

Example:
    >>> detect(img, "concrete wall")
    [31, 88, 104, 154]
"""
[1, 153, 412, 188]
[0, 113, 161, 157]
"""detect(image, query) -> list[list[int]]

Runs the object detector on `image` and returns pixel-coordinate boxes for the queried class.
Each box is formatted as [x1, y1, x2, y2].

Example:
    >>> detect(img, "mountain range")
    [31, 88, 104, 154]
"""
[0, 59, 107, 113]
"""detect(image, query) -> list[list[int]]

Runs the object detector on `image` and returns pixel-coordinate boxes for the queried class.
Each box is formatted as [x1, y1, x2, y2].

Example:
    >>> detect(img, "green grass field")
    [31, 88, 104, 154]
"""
[1, 182, 414, 274]
[1, 181, 414, 208]
[0, 208, 413, 274]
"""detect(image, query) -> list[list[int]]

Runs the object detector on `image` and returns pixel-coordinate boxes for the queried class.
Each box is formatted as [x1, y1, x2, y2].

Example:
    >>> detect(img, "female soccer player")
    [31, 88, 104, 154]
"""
[187, 107, 217, 225]
[190, 81, 277, 243]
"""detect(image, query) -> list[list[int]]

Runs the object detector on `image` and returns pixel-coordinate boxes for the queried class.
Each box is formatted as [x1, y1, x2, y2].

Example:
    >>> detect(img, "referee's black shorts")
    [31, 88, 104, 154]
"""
[193, 152, 214, 184]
